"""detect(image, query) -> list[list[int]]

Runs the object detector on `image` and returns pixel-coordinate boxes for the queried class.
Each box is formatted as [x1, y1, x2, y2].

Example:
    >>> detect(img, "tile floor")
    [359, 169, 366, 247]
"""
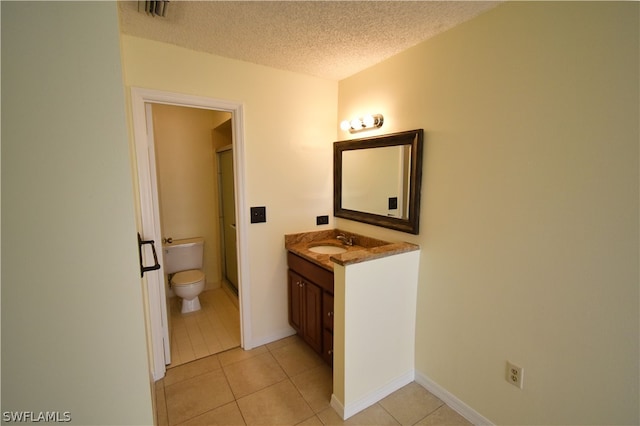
[168, 286, 241, 368]
[155, 334, 472, 426]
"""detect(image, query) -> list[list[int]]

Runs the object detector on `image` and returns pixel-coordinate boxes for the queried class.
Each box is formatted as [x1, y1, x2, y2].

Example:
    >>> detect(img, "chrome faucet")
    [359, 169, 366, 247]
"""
[336, 233, 354, 246]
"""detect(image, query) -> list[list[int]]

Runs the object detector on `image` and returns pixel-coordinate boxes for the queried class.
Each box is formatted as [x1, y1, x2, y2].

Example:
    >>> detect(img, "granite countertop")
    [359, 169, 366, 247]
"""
[284, 229, 419, 271]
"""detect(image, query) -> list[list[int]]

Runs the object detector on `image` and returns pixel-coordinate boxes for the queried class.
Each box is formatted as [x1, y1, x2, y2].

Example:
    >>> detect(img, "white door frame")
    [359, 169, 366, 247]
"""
[131, 87, 252, 380]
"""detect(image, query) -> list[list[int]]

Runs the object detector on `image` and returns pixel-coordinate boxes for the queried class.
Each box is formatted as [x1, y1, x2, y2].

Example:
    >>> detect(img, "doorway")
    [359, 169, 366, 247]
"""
[151, 104, 239, 367]
[217, 146, 239, 294]
[131, 88, 252, 381]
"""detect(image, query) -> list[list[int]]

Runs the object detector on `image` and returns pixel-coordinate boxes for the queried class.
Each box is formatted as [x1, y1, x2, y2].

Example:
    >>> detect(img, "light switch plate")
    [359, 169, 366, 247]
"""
[316, 215, 329, 225]
[250, 206, 266, 224]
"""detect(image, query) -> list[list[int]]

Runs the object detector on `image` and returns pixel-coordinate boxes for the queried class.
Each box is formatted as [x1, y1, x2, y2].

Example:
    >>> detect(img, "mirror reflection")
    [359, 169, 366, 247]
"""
[342, 145, 412, 219]
[334, 129, 424, 234]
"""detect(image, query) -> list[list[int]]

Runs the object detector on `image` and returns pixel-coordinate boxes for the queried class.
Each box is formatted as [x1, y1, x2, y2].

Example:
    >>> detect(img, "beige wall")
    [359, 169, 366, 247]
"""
[2, 2, 153, 423]
[152, 104, 228, 289]
[120, 35, 339, 345]
[338, 2, 638, 424]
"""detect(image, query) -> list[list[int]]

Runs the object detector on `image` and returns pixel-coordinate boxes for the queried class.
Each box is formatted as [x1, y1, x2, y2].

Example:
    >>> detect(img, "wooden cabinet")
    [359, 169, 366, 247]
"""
[287, 252, 334, 366]
[288, 270, 304, 333]
[322, 292, 334, 366]
[288, 269, 322, 352]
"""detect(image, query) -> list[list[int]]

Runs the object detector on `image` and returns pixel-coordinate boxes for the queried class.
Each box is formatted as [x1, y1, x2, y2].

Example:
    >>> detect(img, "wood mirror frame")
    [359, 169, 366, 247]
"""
[334, 129, 424, 234]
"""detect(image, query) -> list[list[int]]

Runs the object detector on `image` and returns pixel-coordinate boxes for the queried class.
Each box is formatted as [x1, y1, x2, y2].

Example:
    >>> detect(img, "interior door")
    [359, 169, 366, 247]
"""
[145, 103, 171, 365]
[219, 148, 239, 290]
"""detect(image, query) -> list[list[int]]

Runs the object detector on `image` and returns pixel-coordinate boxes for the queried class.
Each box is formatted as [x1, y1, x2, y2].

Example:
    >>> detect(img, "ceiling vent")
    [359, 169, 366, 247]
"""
[138, 1, 169, 18]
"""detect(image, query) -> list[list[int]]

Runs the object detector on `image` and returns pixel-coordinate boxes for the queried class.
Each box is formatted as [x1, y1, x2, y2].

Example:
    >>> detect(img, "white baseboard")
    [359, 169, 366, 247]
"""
[414, 370, 494, 426]
[330, 394, 345, 419]
[332, 370, 415, 420]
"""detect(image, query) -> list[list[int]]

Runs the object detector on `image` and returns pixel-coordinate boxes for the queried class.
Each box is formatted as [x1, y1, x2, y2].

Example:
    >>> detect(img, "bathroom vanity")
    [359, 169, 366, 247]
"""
[286, 229, 395, 361]
[287, 251, 334, 365]
[282, 127, 425, 420]
[285, 229, 420, 420]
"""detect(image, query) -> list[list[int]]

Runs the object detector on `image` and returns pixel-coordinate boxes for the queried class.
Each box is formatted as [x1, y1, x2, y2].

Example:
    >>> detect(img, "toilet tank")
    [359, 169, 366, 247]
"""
[163, 237, 204, 274]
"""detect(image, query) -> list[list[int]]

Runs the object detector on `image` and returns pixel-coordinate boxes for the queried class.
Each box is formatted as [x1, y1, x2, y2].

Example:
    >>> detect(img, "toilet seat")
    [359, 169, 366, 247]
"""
[172, 269, 204, 286]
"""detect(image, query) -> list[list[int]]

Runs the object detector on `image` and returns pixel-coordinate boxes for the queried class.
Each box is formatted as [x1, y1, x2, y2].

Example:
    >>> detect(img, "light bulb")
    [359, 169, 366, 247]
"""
[340, 120, 351, 131]
[362, 115, 375, 127]
[350, 118, 362, 130]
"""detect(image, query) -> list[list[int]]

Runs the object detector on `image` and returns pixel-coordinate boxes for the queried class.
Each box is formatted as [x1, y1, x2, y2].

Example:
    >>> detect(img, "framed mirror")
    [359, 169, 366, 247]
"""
[334, 129, 424, 234]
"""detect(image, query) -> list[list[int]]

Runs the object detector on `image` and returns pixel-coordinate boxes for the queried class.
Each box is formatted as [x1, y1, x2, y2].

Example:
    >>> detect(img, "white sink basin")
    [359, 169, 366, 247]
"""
[308, 245, 348, 255]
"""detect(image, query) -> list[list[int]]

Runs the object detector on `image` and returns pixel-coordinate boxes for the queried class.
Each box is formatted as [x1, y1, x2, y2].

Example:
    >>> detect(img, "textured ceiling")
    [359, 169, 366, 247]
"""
[118, 1, 500, 80]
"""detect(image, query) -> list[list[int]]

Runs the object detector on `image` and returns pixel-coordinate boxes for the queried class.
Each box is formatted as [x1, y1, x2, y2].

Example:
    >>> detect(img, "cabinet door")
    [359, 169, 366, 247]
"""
[302, 281, 323, 353]
[323, 330, 333, 367]
[288, 270, 303, 333]
[322, 293, 334, 366]
[323, 292, 334, 332]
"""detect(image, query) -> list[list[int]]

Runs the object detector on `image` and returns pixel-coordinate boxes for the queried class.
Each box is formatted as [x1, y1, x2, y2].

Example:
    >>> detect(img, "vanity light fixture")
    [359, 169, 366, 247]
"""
[340, 114, 384, 133]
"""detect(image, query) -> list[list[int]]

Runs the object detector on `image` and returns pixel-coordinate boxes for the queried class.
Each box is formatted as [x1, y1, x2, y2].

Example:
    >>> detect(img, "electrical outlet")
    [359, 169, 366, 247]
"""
[506, 361, 524, 389]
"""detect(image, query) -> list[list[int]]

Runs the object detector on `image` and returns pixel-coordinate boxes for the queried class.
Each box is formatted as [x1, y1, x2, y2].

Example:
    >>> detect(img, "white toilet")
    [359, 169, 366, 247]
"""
[163, 237, 206, 314]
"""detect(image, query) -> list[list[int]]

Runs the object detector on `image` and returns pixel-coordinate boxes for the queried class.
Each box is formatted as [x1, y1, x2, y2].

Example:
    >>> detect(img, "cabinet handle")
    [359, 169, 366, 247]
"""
[327, 311, 333, 317]
[328, 350, 333, 355]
